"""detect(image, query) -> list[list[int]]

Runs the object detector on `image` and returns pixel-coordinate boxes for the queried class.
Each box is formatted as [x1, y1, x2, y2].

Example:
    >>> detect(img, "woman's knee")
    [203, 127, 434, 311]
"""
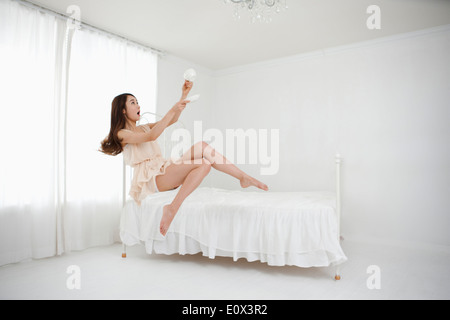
[193, 141, 212, 154]
[201, 141, 211, 150]
[198, 141, 217, 162]
[194, 141, 209, 149]
[198, 159, 212, 174]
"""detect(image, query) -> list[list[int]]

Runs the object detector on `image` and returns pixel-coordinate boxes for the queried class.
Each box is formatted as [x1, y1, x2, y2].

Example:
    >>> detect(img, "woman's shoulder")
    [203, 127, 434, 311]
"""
[119, 126, 146, 136]
[117, 128, 131, 141]
[118, 129, 133, 149]
[118, 126, 149, 148]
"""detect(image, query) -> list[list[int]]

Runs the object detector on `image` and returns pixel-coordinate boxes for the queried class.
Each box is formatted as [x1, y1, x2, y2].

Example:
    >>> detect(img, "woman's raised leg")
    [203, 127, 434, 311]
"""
[178, 142, 269, 191]
[155, 140, 269, 236]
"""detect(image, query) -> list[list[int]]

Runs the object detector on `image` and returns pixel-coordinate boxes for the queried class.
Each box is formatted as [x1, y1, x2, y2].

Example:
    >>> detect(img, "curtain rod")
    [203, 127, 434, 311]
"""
[15, 0, 166, 57]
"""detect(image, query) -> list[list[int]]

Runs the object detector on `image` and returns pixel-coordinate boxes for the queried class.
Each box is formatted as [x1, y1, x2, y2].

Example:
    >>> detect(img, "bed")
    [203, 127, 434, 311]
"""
[119, 113, 347, 280]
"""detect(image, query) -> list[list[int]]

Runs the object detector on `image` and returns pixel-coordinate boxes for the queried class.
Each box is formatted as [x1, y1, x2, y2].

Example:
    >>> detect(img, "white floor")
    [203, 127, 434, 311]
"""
[1, 238, 449, 300]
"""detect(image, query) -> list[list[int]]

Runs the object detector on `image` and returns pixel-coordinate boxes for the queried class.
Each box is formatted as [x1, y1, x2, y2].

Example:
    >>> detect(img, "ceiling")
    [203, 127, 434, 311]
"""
[27, 0, 450, 70]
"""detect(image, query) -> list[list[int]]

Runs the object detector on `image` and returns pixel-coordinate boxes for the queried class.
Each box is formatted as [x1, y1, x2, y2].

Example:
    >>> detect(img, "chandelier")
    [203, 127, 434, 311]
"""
[220, 0, 288, 23]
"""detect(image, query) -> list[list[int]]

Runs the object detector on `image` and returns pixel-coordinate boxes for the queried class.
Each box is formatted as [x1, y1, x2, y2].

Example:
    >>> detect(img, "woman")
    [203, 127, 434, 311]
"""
[100, 80, 268, 236]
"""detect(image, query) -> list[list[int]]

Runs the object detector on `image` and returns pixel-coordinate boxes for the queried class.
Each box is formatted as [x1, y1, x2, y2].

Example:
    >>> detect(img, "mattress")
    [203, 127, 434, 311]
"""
[120, 187, 347, 268]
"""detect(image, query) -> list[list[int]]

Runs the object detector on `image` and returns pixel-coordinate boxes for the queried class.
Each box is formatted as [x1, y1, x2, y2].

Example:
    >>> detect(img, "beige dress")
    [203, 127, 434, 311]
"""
[123, 125, 174, 205]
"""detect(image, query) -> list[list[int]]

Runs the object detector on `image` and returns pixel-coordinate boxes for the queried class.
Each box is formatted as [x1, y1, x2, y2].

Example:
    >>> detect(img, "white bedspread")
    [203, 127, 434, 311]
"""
[120, 187, 347, 268]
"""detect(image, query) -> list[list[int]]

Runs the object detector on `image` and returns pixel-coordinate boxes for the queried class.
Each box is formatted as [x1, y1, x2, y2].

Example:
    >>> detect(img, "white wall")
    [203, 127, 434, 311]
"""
[158, 26, 450, 247]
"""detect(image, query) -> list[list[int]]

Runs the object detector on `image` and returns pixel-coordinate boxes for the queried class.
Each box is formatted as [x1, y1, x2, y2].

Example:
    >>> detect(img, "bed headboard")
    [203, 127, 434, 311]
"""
[122, 112, 186, 204]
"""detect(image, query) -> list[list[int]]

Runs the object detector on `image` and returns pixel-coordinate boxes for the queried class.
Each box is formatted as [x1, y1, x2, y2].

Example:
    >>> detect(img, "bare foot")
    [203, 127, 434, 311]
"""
[240, 175, 269, 191]
[160, 205, 177, 236]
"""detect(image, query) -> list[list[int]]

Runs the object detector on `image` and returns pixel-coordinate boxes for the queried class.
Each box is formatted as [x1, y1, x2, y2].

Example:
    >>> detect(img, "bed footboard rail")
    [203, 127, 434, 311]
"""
[335, 154, 342, 280]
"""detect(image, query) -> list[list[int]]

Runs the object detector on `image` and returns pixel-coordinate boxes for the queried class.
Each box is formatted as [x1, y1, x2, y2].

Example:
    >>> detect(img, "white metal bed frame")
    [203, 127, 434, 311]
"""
[121, 112, 343, 280]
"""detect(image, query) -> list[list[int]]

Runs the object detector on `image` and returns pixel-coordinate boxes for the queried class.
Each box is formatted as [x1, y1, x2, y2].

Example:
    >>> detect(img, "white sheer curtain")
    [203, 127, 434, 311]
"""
[0, 0, 158, 265]
[64, 27, 158, 251]
[0, 0, 67, 265]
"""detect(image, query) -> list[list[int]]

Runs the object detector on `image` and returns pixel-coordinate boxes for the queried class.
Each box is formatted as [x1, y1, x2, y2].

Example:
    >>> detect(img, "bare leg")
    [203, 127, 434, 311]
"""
[157, 160, 212, 236]
[156, 140, 269, 236]
[178, 142, 269, 191]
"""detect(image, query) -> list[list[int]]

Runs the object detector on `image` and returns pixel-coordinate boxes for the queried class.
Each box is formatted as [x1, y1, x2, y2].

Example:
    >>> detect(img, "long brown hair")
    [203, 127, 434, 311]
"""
[99, 93, 135, 156]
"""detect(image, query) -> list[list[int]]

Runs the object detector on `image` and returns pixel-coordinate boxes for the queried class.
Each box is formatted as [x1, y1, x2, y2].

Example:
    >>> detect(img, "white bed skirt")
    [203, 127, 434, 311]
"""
[120, 188, 347, 268]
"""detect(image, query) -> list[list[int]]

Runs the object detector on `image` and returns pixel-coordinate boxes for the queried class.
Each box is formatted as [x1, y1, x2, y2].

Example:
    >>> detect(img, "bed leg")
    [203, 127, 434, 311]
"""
[334, 265, 341, 281]
[122, 243, 127, 258]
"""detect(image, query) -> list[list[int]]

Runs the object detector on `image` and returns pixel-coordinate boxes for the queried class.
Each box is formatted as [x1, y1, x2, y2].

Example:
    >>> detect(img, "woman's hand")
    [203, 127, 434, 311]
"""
[168, 99, 189, 127]
[181, 80, 193, 100]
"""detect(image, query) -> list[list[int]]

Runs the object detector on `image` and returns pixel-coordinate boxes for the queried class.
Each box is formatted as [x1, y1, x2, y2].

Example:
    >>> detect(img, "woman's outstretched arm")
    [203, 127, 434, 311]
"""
[167, 108, 182, 127]
[168, 80, 193, 127]
[119, 100, 188, 145]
